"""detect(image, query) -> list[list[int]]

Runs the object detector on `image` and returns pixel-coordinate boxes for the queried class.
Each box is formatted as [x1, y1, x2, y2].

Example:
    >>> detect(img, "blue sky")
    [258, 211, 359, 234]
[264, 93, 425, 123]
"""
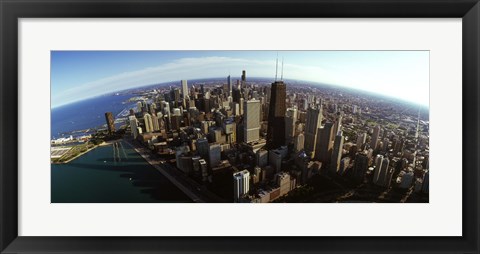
[51, 51, 429, 108]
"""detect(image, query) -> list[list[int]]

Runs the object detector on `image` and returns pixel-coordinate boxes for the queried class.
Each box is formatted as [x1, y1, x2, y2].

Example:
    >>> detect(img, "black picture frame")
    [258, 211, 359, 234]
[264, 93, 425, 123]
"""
[1, 0, 479, 253]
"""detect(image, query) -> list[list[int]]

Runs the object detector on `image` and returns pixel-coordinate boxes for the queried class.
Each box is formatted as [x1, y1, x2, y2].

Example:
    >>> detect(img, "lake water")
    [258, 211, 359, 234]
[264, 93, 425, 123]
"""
[51, 141, 192, 203]
[51, 94, 136, 139]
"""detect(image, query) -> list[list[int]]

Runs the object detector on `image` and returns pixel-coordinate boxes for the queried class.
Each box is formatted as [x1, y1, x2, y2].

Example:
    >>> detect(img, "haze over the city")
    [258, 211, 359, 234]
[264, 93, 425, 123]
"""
[51, 51, 429, 108]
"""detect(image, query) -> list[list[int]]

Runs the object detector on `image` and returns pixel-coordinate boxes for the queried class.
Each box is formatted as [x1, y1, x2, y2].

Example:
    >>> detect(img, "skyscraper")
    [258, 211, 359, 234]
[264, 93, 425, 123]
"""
[304, 106, 322, 156]
[173, 88, 181, 108]
[151, 113, 160, 131]
[315, 122, 334, 163]
[244, 99, 261, 143]
[374, 156, 390, 186]
[181, 80, 188, 98]
[267, 81, 286, 149]
[144, 113, 153, 133]
[232, 88, 242, 104]
[104, 112, 115, 135]
[233, 170, 250, 202]
[353, 152, 368, 182]
[227, 75, 232, 95]
[373, 154, 384, 183]
[129, 115, 138, 139]
[285, 107, 297, 144]
[208, 144, 221, 168]
[356, 132, 367, 150]
[333, 112, 343, 142]
[294, 133, 305, 152]
[330, 131, 344, 174]
[371, 125, 381, 150]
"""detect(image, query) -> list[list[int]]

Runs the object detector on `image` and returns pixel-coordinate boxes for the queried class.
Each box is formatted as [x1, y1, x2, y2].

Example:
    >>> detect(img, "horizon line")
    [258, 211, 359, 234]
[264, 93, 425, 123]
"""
[51, 76, 430, 110]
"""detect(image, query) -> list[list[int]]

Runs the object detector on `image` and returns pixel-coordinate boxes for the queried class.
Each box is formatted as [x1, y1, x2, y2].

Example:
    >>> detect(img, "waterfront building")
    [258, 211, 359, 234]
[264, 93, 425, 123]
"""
[143, 113, 153, 133]
[233, 169, 250, 202]
[266, 81, 286, 148]
[304, 106, 322, 157]
[244, 99, 261, 143]
[129, 115, 139, 139]
[104, 112, 115, 135]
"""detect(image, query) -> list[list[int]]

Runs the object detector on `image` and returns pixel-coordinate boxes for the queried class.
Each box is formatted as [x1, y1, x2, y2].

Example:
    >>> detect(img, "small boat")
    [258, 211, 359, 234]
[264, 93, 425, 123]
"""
[103, 161, 107, 163]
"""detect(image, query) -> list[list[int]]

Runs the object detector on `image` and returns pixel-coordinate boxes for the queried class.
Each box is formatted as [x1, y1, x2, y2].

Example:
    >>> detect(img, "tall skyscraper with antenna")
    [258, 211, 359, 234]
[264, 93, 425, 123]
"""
[267, 57, 286, 149]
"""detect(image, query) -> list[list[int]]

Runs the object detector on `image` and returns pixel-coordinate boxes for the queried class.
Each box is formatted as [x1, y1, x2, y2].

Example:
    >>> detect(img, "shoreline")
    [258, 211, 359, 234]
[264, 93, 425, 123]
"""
[51, 139, 123, 164]
[51, 145, 98, 165]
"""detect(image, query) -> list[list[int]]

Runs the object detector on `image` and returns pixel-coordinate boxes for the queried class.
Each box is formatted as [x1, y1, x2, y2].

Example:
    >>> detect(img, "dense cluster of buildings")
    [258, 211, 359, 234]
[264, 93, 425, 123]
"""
[105, 69, 430, 203]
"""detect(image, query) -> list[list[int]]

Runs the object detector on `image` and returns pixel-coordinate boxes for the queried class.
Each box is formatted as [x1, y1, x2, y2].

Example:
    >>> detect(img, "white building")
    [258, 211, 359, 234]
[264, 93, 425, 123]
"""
[143, 113, 153, 133]
[129, 115, 139, 139]
[233, 170, 250, 202]
[181, 80, 188, 98]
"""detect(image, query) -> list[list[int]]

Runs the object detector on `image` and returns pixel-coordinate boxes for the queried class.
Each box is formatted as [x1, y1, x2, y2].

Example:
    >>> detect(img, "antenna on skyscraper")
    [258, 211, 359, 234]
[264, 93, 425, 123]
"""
[281, 57, 284, 81]
[275, 52, 278, 81]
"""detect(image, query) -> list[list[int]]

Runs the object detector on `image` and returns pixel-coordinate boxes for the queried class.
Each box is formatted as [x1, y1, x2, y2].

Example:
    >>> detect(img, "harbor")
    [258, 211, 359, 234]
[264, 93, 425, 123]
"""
[51, 140, 192, 203]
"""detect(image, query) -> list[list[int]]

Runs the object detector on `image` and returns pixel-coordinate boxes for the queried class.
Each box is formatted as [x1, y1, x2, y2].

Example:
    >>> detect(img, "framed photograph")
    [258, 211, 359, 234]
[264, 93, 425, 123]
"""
[1, 0, 479, 253]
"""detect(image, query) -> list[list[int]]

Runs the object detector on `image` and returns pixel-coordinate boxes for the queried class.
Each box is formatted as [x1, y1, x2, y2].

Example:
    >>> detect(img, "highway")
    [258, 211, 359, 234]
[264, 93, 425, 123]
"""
[124, 139, 225, 203]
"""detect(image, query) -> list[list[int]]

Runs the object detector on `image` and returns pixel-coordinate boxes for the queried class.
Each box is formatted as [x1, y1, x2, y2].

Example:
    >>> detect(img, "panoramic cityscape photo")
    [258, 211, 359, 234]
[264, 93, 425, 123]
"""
[51, 51, 429, 203]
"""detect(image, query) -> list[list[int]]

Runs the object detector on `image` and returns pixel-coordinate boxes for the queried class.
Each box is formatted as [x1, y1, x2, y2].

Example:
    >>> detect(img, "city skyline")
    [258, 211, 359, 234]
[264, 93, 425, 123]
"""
[51, 51, 429, 204]
[51, 51, 429, 108]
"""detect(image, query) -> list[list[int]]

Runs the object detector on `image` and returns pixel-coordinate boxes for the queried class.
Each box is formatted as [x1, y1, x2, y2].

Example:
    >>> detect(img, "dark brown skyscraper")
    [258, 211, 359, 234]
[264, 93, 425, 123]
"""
[104, 112, 115, 135]
[266, 81, 286, 148]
